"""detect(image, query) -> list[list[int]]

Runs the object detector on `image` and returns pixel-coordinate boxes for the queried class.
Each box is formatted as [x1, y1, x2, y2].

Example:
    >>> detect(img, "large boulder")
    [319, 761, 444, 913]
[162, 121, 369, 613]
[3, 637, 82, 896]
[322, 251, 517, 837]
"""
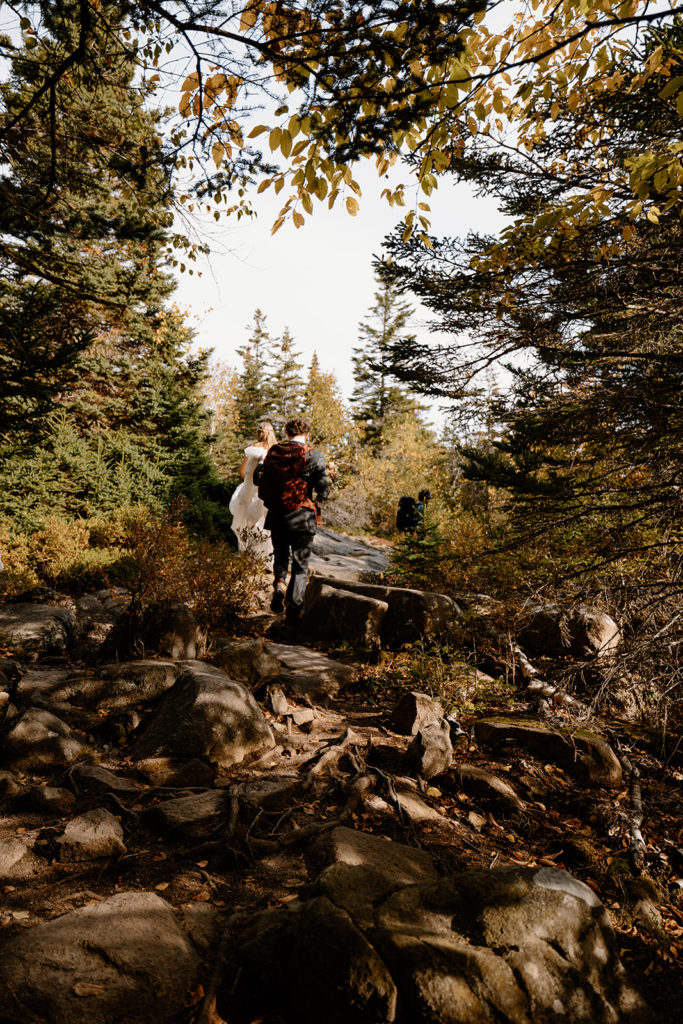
[448, 764, 525, 812]
[14, 660, 180, 711]
[266, 642, 357, 701]
[225, 841, 650, 1024]
[211, 638, 281, 689]
[309, 528, 388, 581]
[0, 603, 77, 659]
[305, 576, 460, 648]
[473, 717, 622, 789]
[373, 868, 650, 1024]
[519, 602, 620, 660]
[1, 707, 86, 770]
[141, 601, 202, 659]
[131, 660, 274, 768]
[299, 581, 389, 648]
[0, 891, 201, 1024]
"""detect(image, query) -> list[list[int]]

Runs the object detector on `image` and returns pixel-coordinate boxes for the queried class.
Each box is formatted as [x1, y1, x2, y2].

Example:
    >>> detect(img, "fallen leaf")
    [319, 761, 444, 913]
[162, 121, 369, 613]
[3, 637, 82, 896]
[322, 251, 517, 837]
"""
[193, 889, 211, 902]
[15, 827, 25, 835]
[11, 910, 29, 920]
[467, 811, 486, 831]
[73, 982, 106, 997]
[155, 882, 169, 891]
[426, 786, 442, 798]
[196, 860, 208, 868]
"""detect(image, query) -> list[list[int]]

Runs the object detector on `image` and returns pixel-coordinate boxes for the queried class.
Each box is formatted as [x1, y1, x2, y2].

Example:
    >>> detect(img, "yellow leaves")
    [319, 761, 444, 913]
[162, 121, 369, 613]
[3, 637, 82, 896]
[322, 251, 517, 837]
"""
[292, 211, 305, 228]
[248, 124, 268, 139]
[211, 142, 224, 168]
[181, 71, 200, 92]
[240, 1, 262, 32]
[345, 197, 359, 216]
[269, 127, 281, 151]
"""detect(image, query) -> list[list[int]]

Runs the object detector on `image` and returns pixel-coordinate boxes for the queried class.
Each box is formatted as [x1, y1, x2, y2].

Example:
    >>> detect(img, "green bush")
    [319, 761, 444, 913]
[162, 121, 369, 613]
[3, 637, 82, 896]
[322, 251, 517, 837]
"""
[28, 516, 91, 585]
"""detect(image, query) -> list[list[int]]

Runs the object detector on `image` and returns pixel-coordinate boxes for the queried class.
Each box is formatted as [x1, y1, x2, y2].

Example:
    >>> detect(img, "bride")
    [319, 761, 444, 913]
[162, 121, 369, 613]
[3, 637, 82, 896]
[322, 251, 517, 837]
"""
[229, 421, 277, 557]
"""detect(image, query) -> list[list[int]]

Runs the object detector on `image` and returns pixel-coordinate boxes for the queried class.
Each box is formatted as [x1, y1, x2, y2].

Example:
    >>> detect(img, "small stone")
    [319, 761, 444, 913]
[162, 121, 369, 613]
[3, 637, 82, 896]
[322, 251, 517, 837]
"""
[391, 691, 444, 735]
[406, 718, 453, 779]
[0, 837, 40, 881]
[57, 808, 126, 861]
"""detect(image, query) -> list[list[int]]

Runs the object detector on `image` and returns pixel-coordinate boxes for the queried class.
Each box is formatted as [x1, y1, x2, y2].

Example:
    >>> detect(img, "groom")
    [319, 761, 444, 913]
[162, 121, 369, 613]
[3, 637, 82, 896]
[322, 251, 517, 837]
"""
[256, 418, 331, 623]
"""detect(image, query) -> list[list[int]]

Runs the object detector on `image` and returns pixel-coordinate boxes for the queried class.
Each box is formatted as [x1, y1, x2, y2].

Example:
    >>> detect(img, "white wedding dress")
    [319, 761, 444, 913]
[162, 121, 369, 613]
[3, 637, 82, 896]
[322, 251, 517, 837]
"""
[229, 445, 272, 559]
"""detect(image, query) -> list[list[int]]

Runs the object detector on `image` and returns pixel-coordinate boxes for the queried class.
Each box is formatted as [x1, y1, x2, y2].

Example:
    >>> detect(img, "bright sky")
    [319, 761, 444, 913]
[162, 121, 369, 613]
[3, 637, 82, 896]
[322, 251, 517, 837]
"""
[173, 162, 508, 402]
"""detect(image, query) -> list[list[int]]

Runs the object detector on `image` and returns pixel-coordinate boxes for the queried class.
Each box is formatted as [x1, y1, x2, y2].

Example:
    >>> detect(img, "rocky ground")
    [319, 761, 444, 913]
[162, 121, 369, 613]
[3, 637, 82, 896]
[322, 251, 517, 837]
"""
[0, 530, 681, 1024]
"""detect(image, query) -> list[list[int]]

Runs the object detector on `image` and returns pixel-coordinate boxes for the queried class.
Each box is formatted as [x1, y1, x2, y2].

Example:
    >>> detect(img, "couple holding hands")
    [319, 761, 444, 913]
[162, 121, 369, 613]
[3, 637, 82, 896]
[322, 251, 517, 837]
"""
[229, 418, 334, 624]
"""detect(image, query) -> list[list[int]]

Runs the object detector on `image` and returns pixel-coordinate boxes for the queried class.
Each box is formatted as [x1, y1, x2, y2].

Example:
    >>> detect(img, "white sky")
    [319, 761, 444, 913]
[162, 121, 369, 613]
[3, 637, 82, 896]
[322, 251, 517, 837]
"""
[173, 162, 508, 401]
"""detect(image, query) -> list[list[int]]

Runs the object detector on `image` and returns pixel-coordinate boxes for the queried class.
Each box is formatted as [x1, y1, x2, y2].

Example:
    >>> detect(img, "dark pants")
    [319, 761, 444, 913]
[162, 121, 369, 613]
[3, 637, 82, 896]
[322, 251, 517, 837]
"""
[268, 508, 317, 610]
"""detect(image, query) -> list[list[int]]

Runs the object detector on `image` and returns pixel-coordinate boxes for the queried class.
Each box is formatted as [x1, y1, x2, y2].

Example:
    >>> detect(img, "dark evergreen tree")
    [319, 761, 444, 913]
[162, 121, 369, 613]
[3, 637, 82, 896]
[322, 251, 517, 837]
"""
[234, 308, 272, 439]
[380, 25, 683, 569]
[267, 327, 305, 429]
[0, 3, 230, 533]
[351, 275, 424, 447]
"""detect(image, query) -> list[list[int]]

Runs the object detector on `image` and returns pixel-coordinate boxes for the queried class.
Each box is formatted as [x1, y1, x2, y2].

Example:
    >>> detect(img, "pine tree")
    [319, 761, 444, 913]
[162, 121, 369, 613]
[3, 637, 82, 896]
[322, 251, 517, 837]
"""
[234, 309, 272, 438]
[0, 5, 229, 534]
[351, 275, 424, 447]
[0, 1, 175, 436]
[267, 327, 305, 429]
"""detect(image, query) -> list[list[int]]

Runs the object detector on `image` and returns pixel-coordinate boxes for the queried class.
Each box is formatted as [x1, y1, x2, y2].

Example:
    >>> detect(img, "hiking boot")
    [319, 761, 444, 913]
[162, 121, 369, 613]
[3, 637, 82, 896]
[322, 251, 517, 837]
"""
[270, 581, 286, 614]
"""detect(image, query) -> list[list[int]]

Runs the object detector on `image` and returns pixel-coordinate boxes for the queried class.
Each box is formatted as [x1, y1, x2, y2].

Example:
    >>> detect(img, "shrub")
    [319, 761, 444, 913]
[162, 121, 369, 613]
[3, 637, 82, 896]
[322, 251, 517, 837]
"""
[0, 522, 39, 598]
[125, 503, 264, 631]
[27, 516, 91, 586]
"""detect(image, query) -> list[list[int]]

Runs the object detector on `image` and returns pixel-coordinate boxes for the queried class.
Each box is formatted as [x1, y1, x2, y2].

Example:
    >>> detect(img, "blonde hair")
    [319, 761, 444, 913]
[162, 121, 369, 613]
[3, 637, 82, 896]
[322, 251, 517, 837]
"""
[256, 421, 277, 450]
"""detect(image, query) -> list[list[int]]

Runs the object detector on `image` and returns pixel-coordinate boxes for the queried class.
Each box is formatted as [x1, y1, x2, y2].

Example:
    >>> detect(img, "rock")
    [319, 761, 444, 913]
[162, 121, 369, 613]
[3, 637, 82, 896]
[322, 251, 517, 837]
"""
[141, 601, 202, 659]
[0, 891, 200, 1024]
[473, 717, 623, 789]
[93, 659, 180, 708]
[449, 764, 525, 811]
[309, 527, 388, 581]
[0, 656, 22, 682]
[519, 602, 621, 660]
[72, 764, 144, 795]
[181, 902, 222, 952]
[14, 660, 179, 712]
[392, 691, 444, 735]
[237, 776, 303, 811]
[291, 708, 315, 727]
[1, 708, 86, 769]
[212, 638, 281, 688]
[406, 719, 453, 779]
[15, 667, 72, 701]
[300, 580, 389, 647]
[308, 826, 438, 888]
[135, 756, 215, 788]
[226, 896, 398, 1024]
[0, 603, 77, 659]
[131, 660, 274, 768]
[22, 785, 76, 815]
[0, 768, 22, 799]
[373, 867, 650, 1024]
[307, 576, 461, 647]
[266, 642, 357, 701]
[267, 683, 290, 715]
[57, 808, 126, 861]
[0, 836, 40, 881]
[145, 789, 228, 835]
[395, 789, 446, 824]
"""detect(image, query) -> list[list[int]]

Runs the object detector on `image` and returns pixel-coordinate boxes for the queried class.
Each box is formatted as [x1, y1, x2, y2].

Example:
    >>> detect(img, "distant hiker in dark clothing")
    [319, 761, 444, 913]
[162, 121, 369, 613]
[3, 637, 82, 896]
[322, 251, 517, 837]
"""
[396, 495, 420, 533]
[257, 418, 331, 622]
